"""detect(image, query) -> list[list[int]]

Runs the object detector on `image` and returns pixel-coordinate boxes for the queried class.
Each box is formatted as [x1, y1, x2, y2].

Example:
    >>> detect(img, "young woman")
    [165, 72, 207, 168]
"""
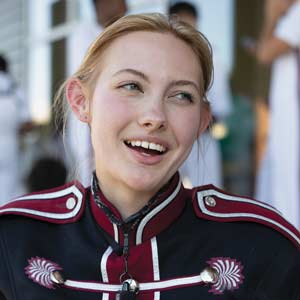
[0, 13, 299, 300]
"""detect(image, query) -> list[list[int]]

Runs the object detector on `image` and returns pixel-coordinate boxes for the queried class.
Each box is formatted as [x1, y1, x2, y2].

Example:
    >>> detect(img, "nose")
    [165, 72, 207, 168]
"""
[137, 100, 167, 132]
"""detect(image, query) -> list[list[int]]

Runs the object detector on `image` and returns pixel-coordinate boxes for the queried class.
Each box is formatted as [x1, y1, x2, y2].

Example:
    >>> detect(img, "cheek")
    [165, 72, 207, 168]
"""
[89, 91, 133, 140]
[171, 110, 201, 146]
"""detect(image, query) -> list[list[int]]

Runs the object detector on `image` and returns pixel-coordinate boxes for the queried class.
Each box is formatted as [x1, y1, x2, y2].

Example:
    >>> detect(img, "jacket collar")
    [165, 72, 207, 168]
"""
[89, 172, 186, 246]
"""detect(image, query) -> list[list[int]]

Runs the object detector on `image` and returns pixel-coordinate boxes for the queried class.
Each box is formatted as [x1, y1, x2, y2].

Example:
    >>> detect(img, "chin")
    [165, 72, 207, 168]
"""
[130, 170, 175, 192]
[124, 171, 166, 194]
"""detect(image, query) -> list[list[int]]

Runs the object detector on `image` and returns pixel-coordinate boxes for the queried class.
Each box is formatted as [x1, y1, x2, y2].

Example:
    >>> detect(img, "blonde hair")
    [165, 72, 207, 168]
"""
[54, 13, 213, 130]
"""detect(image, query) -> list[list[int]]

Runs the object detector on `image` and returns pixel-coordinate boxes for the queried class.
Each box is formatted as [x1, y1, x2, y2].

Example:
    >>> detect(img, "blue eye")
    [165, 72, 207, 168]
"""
[120, 82, 142, 92]
[174, 92, 194, 102]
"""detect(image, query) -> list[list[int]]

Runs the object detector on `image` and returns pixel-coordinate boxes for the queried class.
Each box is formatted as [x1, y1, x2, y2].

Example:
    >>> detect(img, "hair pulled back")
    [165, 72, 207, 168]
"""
[54, 13, 213, 129]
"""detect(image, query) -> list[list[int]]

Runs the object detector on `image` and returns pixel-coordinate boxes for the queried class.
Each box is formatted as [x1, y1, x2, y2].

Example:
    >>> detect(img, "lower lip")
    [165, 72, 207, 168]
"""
[126, 145, 165, 165]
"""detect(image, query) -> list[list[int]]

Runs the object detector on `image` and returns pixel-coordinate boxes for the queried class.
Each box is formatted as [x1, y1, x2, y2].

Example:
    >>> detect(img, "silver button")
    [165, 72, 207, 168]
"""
[200, 266, 219, 283]
[66, 197, 76, 210]
[205, 196, 216, 207]
[122, 278, 139, 293]
[50, 270, 65, 285]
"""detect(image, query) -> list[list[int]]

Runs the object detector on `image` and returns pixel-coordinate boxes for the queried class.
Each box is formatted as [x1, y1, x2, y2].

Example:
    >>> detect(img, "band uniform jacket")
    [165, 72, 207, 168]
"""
[0, 173, 300, 300]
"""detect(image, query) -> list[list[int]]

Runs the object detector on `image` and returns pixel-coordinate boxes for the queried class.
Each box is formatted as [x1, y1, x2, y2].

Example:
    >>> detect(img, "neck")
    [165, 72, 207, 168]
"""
[105, 190, 150, 220]
[95, 173, 155, 220]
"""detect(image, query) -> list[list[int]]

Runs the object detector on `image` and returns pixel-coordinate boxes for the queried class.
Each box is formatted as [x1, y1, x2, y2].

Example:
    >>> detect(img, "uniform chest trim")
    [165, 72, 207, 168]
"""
[196, 189, 300, 248]
[0, 183, 84, 222]
[135, 179, 181, 244]
[26, 255, 243, 295]
[26, 267, 212, 293]
[64, 274, 207, 293]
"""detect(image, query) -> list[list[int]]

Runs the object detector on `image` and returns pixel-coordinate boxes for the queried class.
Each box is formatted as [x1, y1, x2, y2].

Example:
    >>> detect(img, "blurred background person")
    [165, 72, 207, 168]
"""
[255, 0, 300, 227]
[0, 54, 33, 204]
[168, 0, 232, 188]
[66, 0, 127, 186]
[26, 157, 67, 193]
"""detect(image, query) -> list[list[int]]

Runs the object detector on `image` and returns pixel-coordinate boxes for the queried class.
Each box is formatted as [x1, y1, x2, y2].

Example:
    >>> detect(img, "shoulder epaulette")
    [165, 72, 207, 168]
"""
[0, 181, 86, 224]
[192, 184, 300, 249]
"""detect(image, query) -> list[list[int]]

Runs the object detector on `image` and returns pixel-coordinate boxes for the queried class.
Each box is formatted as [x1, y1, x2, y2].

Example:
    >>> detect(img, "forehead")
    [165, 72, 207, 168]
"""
[98, 31, 201, 80]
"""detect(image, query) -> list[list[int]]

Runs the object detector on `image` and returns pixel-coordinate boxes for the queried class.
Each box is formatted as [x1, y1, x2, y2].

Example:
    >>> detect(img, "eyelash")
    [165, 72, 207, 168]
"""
[118, 83, 194, 103]
[172, 92, 194, 103]
[119, 82, 143, 93]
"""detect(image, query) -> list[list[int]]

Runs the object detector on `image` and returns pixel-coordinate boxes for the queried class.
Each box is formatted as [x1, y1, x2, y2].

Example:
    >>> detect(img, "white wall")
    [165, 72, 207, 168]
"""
[0, 0, 26, 86]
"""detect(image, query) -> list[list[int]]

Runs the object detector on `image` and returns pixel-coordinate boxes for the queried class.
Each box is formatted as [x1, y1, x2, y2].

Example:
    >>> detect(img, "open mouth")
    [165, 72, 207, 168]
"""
[124, 140, 167, 156]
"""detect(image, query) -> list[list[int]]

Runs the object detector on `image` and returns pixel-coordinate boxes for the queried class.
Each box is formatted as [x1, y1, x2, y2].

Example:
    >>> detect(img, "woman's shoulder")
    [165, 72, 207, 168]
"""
[189, 184, 300, 250]
[0, 181, 87, 225]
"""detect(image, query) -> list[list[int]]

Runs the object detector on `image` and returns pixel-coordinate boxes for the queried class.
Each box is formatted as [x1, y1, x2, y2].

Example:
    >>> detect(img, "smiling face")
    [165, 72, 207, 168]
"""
[69, 30, 210, 207]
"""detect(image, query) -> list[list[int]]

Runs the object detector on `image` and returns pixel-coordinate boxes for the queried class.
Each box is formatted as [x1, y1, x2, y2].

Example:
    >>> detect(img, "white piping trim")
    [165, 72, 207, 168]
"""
[154, 291, 160, 300]
[100, 246, 113, 283]
[65, 280, 120, 292]
[151, 237, 160, 300]
[151, 237, 160, 281]
[64, 273, 204, 292]
[14, 185, 79, 201]
[0, 185, 83, 220]
[140, 274, 202, 290]
[200, 189, 281, 214]
[136, 179, 181, 244]
[102, 294, 109, 300]
[113, 223, 119, 243]
[197, 190, 300, 246]
[100, 246, 113, 300]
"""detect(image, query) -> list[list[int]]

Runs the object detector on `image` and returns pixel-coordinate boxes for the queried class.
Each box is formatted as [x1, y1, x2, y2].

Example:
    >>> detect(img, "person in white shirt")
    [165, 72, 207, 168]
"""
[0, 55, 32, 204]
[255, 0, 300, 228]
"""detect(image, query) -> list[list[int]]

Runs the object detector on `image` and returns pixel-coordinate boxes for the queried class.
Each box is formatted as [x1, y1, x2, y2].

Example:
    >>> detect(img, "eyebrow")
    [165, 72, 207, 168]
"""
[113, 68, 149, 82]
[113, 68, 200, 91]
[168, 80, 200, 92]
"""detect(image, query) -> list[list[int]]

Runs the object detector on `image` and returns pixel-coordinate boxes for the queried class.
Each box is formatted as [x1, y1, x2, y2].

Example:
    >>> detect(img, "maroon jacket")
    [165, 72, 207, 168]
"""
[0, 173, 300, 300]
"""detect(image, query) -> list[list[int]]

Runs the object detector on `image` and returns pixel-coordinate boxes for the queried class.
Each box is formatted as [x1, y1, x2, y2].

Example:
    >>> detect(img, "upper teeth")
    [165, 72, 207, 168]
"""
[126, 140, 166, 152]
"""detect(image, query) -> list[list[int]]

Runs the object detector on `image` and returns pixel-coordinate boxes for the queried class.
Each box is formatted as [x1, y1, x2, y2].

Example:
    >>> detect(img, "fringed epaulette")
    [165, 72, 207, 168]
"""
[0, 181, 86, 224]
[192, 185, 300, 249]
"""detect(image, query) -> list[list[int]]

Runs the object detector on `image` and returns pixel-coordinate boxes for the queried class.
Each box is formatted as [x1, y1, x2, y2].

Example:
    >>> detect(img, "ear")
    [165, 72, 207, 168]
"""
[197, 105, 212, 137]
[66, 78, 91, 123]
